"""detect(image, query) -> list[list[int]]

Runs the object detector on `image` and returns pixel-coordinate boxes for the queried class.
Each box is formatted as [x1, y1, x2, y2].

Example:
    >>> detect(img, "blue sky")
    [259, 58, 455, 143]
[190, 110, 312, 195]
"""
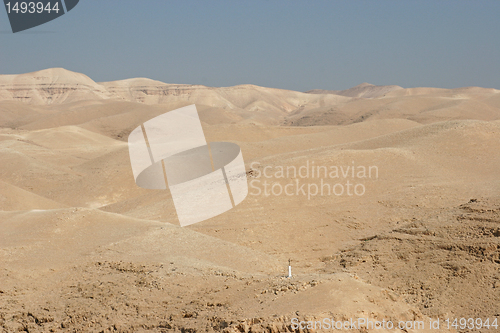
[0, 0, 499, 91]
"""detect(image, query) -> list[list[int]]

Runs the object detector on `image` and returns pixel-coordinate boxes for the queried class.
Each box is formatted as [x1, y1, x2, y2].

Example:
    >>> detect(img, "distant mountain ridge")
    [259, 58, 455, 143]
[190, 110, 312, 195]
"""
[306, 82, 404, 98]
[0, 67, 115, 104]
[1, 68, 499, 129]
[0, 68, 351, 118]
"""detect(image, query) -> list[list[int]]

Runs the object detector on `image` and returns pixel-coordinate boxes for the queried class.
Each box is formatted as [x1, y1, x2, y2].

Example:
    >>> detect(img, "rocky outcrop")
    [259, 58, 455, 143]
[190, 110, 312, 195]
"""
[0, 68, 116, 104]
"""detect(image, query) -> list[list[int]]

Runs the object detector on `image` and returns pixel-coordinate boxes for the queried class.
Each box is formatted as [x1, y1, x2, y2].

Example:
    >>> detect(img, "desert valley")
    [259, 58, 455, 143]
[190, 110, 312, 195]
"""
[0, 68, 499, 332]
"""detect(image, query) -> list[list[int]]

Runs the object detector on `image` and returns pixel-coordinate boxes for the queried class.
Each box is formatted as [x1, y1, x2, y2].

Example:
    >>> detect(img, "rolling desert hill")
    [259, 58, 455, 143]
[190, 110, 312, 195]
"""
[0, 68, 499, 332]
[0, 68, 114, 104]
[306, 82, 404, 98]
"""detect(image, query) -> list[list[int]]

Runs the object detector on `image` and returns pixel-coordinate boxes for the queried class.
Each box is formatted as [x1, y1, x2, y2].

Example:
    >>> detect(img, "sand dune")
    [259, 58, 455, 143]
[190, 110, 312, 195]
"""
[1, 68, 499, 332]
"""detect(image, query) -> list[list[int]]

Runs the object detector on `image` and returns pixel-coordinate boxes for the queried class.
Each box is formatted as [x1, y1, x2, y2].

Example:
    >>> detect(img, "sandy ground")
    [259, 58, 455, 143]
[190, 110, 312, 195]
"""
[0, 68, 499, 332]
